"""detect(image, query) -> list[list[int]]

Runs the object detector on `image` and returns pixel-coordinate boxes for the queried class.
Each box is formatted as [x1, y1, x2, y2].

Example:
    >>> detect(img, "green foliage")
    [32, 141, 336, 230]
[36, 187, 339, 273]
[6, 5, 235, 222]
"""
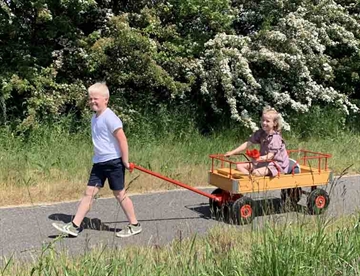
[245, 219, 360, 275]
[0, 0, 107, 128]
[0, 114, 359, 193]
[287, 105, 346, 138]
[0, 0, 359, 134]
[88, 14, 189, 107]
[3, 218, 360, 275]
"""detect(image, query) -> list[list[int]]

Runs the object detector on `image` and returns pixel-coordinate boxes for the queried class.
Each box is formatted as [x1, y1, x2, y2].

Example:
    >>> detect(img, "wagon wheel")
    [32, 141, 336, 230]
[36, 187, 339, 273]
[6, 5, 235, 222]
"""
[233, 196, 255, 225]
[281, 188, 302, 209]
[209, 188, 225, 219]
[307, 188, 330, 215]
[223, 201, 235, 224]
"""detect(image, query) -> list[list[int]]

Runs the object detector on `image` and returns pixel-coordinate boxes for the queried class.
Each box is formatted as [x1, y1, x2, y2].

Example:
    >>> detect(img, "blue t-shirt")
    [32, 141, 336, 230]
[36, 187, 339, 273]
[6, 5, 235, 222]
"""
[91, 108, 123, 163]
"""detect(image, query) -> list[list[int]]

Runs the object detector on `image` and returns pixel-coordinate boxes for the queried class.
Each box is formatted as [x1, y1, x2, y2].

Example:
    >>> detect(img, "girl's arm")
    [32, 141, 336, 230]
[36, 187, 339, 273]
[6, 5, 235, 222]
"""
[258, 134, 282, 161]
[257, 152, 274, 161]
[225, 141, 252, 156]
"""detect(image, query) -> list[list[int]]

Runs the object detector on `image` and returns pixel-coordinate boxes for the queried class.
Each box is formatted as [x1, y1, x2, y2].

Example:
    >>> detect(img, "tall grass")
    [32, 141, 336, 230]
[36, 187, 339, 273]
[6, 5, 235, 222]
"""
[2, 216, 360, 275]
[0, 107, 359, 206]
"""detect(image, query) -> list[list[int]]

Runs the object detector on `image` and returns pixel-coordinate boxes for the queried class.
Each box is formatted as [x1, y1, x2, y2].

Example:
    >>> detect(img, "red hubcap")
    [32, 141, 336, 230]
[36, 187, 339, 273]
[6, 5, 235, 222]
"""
[315, 195, 326, 208]
[240, 204, 252, 218]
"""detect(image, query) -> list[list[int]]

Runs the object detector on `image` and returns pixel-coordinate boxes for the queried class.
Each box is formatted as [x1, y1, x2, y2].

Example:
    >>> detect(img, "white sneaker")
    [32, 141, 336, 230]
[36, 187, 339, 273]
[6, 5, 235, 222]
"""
[52, 222, 82, 237]
[116, 224, 142, 238]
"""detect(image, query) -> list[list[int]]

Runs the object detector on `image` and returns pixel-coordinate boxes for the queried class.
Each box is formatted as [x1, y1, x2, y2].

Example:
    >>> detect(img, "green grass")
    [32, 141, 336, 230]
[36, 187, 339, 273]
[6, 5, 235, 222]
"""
[0, 119, 359, 206]
[1, 108, 360, 274]
[2, 215, 360, 275]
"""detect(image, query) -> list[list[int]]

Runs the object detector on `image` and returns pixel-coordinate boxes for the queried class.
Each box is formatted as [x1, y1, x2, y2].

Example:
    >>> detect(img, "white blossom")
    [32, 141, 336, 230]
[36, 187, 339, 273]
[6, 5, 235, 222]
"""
[195, 0, 359, 130]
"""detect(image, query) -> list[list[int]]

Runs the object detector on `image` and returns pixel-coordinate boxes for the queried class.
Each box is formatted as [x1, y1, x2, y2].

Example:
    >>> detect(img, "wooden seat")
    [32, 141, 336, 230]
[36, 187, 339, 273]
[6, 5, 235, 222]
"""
[217, 168, 244, 179]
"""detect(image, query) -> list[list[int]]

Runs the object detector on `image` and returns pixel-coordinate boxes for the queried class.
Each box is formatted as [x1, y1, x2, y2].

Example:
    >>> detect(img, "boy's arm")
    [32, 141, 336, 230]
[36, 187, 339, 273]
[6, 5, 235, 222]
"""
[225, 141, 252, 156]
[114, 128, 130, 169]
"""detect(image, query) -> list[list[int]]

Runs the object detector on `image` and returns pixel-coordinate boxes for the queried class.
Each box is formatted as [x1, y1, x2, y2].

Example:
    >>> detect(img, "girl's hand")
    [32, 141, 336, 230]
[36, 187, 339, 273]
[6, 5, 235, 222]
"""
[252, 157, 258, 165]
[224, 151, 233, 157]
[246, 149, 260, 159]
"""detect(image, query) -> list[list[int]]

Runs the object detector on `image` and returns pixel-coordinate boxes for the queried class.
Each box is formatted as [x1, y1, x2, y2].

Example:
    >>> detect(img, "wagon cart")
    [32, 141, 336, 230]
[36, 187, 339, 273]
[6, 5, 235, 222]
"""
[129, 149, 333, 225]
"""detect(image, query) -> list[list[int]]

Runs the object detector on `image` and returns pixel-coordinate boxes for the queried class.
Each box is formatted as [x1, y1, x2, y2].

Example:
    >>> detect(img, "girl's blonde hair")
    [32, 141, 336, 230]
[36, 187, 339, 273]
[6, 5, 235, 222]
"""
[262, 106, 283, 131]
[88, 82, 110, 98]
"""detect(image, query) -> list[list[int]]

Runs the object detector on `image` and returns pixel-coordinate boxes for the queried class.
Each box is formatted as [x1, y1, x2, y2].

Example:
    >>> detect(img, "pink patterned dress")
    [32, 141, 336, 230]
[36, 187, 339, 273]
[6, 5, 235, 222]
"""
[248, 129, 289, 176]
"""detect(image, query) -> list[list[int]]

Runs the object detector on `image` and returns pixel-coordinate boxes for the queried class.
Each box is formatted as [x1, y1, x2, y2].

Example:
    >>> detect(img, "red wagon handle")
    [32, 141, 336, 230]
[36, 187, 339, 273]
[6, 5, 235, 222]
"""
[128, 163, 220, 201]
[129, 162, 135, 172]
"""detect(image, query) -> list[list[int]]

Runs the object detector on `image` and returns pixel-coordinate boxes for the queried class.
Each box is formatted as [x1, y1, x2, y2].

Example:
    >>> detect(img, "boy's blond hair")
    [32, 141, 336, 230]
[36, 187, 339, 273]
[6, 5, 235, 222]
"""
[88, 82, 110, 98]
[262, 106, 283, 131]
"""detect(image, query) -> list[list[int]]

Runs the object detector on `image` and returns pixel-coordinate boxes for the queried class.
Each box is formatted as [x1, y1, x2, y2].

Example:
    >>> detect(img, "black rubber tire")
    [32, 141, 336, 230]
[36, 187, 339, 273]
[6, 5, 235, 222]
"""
[209, 188, 224, 219]
[307, 188, 330, 215]
[223, 201, 235, 224]
[233, 196, 255, 225]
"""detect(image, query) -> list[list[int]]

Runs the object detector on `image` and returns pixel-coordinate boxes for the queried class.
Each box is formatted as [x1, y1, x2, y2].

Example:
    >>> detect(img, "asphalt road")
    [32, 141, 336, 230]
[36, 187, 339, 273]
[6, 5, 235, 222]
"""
[1, 175, 360, 263]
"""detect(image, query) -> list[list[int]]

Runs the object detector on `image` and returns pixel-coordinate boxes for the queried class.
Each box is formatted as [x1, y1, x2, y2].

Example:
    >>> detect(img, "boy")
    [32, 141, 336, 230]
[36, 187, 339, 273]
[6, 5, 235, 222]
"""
[52, 82, 141, 238]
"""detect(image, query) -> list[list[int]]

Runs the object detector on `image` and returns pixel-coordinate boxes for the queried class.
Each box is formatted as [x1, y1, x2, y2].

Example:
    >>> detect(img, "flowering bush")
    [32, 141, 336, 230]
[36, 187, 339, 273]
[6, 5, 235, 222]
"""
[196, 0, 360, 130]
[0, 0, 359, 133]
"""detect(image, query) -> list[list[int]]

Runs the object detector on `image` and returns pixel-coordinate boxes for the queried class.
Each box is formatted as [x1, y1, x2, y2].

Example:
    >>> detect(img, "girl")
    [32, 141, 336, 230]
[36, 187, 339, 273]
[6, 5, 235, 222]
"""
[225, 107, 289, 177]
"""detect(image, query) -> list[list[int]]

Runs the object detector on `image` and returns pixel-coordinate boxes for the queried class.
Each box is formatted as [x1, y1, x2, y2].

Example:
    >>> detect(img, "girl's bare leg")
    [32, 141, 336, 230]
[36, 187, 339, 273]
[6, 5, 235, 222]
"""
[236, 163, 253, 174]
[252, 167, 271, 177]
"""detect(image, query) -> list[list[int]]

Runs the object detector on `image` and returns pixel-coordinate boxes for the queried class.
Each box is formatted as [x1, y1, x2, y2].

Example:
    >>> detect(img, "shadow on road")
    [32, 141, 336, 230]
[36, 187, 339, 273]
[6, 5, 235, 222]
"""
[48, 213, 117, 238]
[253, 197, 306, 216]
[49, 213, 204, 238]
[186, 197, 307, 224]
[49, 197, 308, 237]
[102, 216, 204, 225]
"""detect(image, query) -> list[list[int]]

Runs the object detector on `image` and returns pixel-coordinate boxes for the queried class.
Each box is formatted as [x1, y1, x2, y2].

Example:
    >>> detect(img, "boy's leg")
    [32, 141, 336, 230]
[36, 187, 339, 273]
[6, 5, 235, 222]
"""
[52, 163, 104, 236]
[52, 186, 100, 237]
[106, 158, 141, 237]
[113, 189, 138, 224]
[73, 186, 100, 226]
[114, 189, 142, 237]
[106, 158, 139, 224]
[72, 162, 105, 226]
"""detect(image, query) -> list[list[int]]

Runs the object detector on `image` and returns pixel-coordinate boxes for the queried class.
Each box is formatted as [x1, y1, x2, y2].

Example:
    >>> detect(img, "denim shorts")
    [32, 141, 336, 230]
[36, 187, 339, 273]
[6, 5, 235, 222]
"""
[88, 158, 125, 191]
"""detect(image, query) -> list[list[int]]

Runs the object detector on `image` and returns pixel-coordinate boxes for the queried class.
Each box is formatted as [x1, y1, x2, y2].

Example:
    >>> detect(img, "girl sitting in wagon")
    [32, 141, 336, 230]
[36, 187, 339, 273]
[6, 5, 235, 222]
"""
[225, 107, 289, 177]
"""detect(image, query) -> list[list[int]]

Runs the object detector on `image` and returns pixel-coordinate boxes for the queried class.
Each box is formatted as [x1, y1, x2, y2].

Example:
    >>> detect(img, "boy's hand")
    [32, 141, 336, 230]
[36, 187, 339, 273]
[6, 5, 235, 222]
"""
[224, 151, 232, 157]
[123, 161, 130, 170]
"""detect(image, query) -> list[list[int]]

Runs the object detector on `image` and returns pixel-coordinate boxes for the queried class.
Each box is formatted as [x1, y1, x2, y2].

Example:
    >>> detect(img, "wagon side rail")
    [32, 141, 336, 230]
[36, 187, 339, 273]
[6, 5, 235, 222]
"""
[209, 149, 332, 176]
[287, 149, 332, 173]
[209, 153, 249, 177]
[209, 153, 282, 178]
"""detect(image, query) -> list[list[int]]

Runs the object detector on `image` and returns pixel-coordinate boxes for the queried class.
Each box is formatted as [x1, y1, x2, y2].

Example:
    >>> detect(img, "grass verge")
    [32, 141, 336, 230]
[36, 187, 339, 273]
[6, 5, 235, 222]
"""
[0, 124, 359, 206]
[2, 215, 360, 275]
